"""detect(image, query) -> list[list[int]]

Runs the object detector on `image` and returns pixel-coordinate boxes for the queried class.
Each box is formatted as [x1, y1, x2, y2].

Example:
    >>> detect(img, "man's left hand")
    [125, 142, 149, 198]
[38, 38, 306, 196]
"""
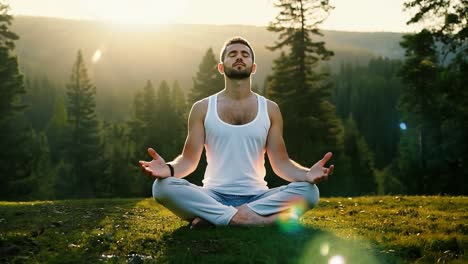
[306, 152, 334, 184]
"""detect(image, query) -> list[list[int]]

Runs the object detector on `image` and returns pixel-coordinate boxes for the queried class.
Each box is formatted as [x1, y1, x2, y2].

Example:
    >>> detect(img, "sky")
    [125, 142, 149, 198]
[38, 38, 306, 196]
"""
[4, 0, 421, 32]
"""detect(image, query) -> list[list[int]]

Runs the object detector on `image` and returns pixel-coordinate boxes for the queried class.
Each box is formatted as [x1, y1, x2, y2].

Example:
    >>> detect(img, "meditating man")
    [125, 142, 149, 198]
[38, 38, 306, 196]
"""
[139, 36, 334, 227]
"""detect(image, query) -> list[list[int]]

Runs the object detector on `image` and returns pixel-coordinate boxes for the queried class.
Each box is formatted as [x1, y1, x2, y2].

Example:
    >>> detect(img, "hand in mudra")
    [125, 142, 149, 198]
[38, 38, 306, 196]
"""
[139, 148, 172, 178]
[306, 152, 334, 184]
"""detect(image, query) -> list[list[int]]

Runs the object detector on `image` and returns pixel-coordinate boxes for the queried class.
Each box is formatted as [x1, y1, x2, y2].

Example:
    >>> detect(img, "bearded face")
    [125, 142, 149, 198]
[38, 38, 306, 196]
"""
[223, 61, 253, 80]
[222, 43, 255, 80]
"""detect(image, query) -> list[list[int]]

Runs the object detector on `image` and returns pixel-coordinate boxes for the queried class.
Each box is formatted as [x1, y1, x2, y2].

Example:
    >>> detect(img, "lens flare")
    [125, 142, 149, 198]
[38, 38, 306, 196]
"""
[300, 235, 379, 263]
[276, 200, 307, 233]
[399, 122, 407, 130]
[320, 243, 330, 256]
[92, 49, 102, 63]
[329, 255, 345, 264]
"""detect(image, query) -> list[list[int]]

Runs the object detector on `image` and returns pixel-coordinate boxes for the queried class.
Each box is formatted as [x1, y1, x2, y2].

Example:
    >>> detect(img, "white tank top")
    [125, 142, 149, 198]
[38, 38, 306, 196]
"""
[203, 92, 271, 195]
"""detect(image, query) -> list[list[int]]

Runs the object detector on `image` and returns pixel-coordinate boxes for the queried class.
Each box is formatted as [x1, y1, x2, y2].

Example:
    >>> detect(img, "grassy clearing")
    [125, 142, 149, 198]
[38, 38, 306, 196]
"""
[0, 196, 466, 263]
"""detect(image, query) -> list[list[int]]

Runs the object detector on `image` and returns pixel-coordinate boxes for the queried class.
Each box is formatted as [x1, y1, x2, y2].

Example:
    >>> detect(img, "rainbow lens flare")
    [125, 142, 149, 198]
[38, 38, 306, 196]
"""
[276, 200, 308, 233]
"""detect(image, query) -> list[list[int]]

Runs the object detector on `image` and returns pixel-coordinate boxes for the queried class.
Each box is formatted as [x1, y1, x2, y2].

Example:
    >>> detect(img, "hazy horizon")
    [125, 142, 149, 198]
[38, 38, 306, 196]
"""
[5, 0, 421, 33]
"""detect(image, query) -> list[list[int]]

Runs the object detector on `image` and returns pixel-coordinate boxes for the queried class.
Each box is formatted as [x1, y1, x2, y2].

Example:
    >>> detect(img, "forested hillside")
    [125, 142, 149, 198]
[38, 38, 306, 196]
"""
[12, 16, 404, 121]
[2, 2, 465, 200]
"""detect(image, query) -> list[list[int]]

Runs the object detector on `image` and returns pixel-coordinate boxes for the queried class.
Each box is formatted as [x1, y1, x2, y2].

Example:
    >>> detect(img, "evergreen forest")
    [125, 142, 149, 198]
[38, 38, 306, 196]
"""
[1, 0, 466, 200]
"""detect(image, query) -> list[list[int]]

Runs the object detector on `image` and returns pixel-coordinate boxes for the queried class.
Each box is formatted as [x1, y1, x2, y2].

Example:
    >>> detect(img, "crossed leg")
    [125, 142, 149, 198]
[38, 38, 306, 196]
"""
[190, 204, 277, 228]
[153, 177, 319, 227]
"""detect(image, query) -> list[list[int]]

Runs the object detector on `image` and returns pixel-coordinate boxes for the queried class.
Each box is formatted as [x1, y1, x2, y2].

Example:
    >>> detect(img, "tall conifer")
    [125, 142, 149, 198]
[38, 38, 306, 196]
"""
[267, 0, 342, 165]
[188, 48, 224, 105]
[0, 4, 34, 199]
[65, 50, 104, 198]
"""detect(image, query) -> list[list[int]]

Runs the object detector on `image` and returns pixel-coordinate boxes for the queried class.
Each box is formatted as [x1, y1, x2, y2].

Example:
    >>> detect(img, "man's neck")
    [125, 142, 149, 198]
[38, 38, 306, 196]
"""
[223, 78, 252, 100]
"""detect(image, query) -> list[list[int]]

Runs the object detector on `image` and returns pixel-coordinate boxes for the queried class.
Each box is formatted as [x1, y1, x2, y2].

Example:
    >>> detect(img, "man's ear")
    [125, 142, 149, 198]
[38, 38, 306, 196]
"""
[218, 63, 224, 74]
[251, 63, 257, 74]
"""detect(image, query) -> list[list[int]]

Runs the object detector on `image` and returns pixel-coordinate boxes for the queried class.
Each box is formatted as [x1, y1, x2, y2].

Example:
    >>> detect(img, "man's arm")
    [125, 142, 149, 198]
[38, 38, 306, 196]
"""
[265, 100, 334, 183]
[139, 99, 207, 178]
[265, 100, 308, 182]
[167, 99, 207, 178]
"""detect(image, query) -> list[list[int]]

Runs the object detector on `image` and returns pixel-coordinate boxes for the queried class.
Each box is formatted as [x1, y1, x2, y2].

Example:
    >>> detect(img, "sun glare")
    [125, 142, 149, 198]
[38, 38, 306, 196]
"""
[329, 255, 345, 264]
[92, 49, 102, 63]
[320, 243, 330, 256]
[92, 0, 188, 25]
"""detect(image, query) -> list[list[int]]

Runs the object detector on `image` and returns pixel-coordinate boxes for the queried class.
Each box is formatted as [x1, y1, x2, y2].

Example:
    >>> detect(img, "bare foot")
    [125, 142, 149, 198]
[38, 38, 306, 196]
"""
[190, 217, 214, 229]
[229, 205, 277, 226]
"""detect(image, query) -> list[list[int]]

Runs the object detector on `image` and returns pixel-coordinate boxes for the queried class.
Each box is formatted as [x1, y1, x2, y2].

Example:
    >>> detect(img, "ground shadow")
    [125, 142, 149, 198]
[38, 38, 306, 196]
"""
[157, 223, 401, 264]
[0, 198, 142, 263]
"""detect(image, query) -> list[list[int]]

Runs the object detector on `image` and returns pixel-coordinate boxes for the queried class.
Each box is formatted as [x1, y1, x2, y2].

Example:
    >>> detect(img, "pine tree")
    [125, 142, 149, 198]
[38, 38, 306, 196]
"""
[127, 81, 158, 197]
[400, 0, 468, 195]
[141, 80, 159, 151]
[128, 80, 188, 193]
[171, 80, 187, 115]
[65, 50, 104, 198]
[188, 47, 224, 105]
[142, 80, 157, 123]
[128, 80, 157, 157]
[171, 80, 187, 150]
[46, 95, 68, 163]
[398, 30, 444, 194]
[0, 4, 23, 118]
[343, 115, 377, 195]
[266, 0, 342, 170]
[101, 122, 136, 197]
[155, 80, 184, 159]
[403, 0, 467, 56]
[23, 76, 57, 131]
[0, 4, 35, 199]
[331, 58, 403, 169]
[29, 131, 57, 199]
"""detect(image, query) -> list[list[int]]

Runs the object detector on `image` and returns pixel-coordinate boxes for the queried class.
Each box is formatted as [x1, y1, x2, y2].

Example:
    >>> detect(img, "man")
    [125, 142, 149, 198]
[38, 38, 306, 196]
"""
[139, 37, 334, 227]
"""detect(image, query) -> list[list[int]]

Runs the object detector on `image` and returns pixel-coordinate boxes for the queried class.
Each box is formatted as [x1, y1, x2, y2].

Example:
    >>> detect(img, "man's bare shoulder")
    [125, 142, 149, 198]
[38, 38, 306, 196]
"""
[190, 98, 209, 121]
[266, 99, 279, 109]
[266, 99, 281, 119]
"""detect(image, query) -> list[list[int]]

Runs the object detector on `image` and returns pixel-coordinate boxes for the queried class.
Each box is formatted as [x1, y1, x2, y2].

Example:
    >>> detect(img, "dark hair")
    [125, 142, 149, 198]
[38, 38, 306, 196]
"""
[220, 36, 255, 63]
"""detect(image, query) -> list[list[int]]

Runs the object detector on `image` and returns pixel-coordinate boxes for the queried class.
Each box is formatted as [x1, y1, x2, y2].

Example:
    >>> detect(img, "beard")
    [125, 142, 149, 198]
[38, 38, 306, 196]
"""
[224, 64, 252, 80]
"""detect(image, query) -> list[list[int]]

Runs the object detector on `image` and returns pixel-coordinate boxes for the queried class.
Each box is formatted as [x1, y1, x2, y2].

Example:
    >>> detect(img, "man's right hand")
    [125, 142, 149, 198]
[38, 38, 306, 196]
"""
[139, 148, 172, 178]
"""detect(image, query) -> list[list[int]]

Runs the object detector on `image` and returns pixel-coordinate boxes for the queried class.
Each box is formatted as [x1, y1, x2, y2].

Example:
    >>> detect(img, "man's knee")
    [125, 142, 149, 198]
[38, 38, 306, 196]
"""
[288, 182, 320, 208]
[152, 177, 186, 202]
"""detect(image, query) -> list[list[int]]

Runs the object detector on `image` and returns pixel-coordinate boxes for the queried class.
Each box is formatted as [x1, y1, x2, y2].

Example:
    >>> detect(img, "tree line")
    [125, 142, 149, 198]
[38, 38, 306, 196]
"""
[0, 0, 466, 200]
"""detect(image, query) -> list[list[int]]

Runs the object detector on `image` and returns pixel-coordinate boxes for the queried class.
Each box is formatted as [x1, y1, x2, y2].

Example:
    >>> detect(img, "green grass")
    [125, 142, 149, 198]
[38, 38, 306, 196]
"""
[0, 196, 466, 263]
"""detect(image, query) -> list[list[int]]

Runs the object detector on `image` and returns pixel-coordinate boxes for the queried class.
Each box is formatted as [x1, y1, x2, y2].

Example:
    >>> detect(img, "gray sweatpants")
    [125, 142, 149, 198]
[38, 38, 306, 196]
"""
[152, 177, 320, 226]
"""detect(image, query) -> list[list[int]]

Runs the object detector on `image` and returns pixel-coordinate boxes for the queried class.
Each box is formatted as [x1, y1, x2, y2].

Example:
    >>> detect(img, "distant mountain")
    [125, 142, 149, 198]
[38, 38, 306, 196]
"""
[11, 16, 405, 120]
